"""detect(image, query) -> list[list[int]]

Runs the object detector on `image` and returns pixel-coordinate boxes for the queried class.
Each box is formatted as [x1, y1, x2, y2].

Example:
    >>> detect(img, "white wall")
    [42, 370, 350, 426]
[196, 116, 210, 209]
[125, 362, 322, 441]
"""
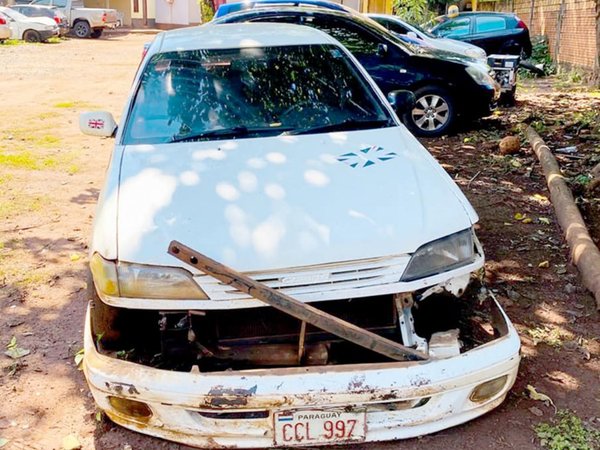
[156, 0, 199, 24]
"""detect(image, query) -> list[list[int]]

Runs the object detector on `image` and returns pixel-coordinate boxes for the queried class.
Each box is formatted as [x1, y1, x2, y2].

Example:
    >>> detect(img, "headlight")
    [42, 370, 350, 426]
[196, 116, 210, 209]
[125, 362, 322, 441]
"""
[465, 47, 487, 61]
[465, 64, 496, 87]
[90, 253, 209, 299]
[400, 229, 475, 281]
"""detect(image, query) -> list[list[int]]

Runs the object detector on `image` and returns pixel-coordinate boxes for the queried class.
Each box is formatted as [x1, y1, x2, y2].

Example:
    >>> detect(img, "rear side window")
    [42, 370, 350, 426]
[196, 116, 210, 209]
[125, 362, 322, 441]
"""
[474, 16, 506, 33]
[435, 17, 470, 37]
[300, 16, 382, 56]
[373, 17, 409, 35]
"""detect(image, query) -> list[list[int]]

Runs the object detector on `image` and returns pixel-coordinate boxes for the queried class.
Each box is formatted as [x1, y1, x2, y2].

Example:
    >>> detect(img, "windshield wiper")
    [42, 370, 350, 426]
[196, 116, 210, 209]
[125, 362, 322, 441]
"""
[170, 125, 293, 143]
[284, 118, 393, 136]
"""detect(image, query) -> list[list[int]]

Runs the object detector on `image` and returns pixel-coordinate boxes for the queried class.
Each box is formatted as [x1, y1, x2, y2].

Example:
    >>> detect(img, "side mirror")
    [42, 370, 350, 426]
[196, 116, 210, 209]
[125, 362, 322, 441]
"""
[79, 111, 117, 137]
[376, 43, 388, 57]
[387, 90, 416, 114]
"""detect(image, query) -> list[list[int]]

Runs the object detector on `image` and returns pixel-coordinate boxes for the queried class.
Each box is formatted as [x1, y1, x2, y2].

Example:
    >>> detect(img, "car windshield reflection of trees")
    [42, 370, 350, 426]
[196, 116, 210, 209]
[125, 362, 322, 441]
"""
[123, 45, 392, 145]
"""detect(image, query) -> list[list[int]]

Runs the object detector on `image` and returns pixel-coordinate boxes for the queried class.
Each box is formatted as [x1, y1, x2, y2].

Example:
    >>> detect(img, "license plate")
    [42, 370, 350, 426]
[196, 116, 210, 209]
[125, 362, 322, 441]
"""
[273, 409, 366, 446]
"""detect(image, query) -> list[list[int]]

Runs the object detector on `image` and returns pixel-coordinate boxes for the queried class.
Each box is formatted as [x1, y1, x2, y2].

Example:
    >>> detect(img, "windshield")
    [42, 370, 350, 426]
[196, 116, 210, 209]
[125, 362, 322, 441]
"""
[422, 16, 446, 34]
[410, 22, 436, 38]
[0, 7, 28, 21]
[123, 44, 393, 145]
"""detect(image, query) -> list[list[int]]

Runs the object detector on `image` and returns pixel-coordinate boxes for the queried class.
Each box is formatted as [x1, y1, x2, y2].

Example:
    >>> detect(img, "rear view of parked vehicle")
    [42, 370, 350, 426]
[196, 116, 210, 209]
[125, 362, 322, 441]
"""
[0, 6, 58, 42]
[425, 12, 532, 57]
[28, 0, 118, 38]
[10, 4, 68, 36]
[0, 13, 10, 42]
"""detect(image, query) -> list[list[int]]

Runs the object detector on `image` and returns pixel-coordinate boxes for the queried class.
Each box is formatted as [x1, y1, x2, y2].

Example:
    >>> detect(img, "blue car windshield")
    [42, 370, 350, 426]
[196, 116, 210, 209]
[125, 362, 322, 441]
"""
[122, 44, 393, 145]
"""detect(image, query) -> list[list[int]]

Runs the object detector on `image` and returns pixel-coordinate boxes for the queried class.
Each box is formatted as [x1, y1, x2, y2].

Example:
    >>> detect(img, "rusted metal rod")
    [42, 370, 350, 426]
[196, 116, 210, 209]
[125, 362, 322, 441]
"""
[168, 241, 428, 361]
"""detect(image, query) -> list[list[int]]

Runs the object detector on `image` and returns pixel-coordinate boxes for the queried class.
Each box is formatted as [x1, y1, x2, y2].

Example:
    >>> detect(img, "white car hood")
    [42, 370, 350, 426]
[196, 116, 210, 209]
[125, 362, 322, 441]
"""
[115, 127, 476, 272]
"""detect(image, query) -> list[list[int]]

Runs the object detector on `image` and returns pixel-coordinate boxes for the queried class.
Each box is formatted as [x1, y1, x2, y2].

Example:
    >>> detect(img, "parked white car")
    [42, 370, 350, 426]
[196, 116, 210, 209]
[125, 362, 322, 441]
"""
[80, 23, 520, 448]
[0, 6, 58, 42]
[0, 13, 10, 42]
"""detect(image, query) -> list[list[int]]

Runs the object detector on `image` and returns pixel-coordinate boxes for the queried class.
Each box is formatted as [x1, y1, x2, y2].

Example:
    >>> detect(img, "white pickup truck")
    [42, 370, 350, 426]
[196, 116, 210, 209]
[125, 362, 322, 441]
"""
[29, 0, 118, 38]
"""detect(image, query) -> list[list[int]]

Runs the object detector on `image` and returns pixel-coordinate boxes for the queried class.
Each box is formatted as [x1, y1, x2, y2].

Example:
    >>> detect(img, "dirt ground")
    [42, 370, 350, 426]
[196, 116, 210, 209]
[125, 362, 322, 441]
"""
[0, 34, 599, 450]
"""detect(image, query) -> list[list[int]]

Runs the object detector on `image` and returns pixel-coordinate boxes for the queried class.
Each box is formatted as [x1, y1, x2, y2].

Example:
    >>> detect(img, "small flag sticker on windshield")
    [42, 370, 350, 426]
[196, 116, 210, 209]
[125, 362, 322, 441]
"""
[337, 146, 398, 168]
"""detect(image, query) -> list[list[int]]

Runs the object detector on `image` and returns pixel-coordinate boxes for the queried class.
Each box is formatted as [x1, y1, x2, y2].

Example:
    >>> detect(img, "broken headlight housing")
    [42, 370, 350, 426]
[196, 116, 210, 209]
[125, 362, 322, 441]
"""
[90, 253, 208, 299]
[400, 229, 475, 281]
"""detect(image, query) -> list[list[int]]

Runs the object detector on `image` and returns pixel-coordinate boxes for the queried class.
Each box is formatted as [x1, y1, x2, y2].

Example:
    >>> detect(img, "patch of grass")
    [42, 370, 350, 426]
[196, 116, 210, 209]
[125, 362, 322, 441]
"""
[67, 164, 80, 175]
[0, 151, 58, 170]
[0, 194, 47, 219]
[535, 410, 600, 450]
[33, 134, 61, 147]
[53, 100, 95, 109]
[37, 111, 59, 120]
[531, 120, 547, 133]
[0, 174, 13, 185]
[527, 326, 564, 348]
[1, 39, 24, 46]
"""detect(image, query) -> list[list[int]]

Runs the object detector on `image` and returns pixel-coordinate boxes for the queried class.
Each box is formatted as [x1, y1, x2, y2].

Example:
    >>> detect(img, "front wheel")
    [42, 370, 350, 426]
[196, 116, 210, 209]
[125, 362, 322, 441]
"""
[90, 28, 103, 38]
[403, 86, 455, 137]
[73, 21, 91, 38]
[23, 30, 41, 43]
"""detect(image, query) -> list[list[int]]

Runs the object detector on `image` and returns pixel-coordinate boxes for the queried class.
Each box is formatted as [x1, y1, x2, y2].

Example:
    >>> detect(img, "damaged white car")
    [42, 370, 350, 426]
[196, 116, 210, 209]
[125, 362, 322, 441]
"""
[80, 23, 521, 448]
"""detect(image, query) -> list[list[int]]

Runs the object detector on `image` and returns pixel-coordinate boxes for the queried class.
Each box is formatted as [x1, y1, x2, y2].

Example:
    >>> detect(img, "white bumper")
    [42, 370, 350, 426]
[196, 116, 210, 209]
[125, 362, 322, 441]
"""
[83, 298, 520, 448]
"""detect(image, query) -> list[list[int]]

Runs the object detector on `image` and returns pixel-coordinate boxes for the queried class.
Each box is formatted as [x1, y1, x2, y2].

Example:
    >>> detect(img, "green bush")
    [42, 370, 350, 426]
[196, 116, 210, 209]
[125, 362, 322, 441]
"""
[199, 0, 214, 23]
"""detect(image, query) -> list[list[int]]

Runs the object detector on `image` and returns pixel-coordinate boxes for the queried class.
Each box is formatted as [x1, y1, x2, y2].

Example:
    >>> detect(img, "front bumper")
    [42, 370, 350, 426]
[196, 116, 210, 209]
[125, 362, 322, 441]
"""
[460, 82, 500, 120]
[83, 297, 521, 448]
[38, 29, 58, 41]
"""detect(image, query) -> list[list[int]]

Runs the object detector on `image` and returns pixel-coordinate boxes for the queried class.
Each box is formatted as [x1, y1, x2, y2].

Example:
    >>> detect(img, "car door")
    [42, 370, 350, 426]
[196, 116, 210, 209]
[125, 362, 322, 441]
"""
[432, 16, 472, 42]
[469, 15, 514, 54]
[297, 14, 416, 94]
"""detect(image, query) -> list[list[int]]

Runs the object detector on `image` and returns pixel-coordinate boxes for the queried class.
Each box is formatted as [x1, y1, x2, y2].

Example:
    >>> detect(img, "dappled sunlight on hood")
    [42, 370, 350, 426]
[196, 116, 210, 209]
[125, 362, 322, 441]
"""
[118, 168, 177, 257]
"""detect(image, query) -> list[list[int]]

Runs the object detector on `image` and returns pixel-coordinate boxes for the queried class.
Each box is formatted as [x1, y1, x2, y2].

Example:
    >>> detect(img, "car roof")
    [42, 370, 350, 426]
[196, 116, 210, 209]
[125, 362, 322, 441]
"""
[215, 0, 353, 18]
[212, 6, 415, 52]
[157, 22, 339, 53]
[12, 4, 56, 8]
[438, 11, 516, 18]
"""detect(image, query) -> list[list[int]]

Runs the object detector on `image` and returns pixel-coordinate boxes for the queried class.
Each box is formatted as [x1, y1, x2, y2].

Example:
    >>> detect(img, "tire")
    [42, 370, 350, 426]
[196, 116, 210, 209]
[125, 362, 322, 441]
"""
[403, 86, 455, 137]
[23, 30, 41, 43]
[90, 28, 103, 39]
[73, 20, 91, 38]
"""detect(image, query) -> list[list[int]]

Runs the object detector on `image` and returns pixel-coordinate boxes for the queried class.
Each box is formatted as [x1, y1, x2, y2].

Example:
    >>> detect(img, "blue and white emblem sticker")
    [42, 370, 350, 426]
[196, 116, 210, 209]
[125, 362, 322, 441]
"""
[337, 146, 398, 168]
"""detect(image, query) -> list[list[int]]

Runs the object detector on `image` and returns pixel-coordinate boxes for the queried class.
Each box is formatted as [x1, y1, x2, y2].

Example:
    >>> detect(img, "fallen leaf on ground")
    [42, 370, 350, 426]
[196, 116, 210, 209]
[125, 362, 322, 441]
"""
[62, 434, 81, 450]
[514, 213, 526, 220]
[69, 253, 82, 262]
[529, 406, 544, 417]
[4, 336, 30, 359]
[539, 217, 551, 225]
[538, 261, 550, 268]
[522, 218, 533, 224]
[526, 384, 557, 411]
[74, 349, 84, 368]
